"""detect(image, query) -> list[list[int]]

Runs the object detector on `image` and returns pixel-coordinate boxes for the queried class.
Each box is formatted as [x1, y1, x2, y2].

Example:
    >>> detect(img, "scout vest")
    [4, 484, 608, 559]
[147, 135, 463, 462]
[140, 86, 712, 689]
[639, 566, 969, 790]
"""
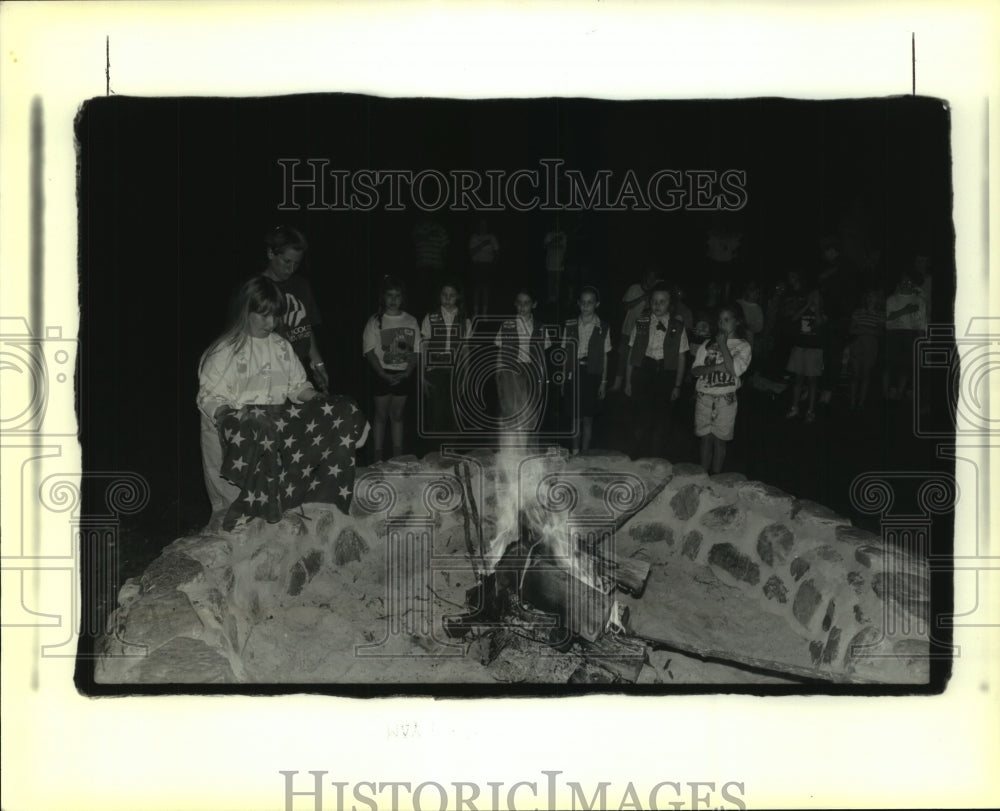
[563, 317, 608, 378]
[629, 314, 685, 370]
[498, 318, 548, 369]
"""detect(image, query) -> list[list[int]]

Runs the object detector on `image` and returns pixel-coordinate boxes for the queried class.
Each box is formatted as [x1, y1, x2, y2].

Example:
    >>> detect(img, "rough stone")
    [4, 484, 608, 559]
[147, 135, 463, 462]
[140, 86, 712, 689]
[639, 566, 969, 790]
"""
[835, 526, 881, 547]
[809, 640, 824, 665]
[128, 636, 236, 683]
[681, 531, 702, 560]
[871, 572, 930, 620]
[334, 528, 370, 566]
[763, 575, 788, 604]
[628, 522, 674, 546]
[736, 481, 796, 521]
[847, 571, 865, 592]
[707, 543, 760, 586]
[821, 599, 836, 632]
[670, 463, 709, 485]
[277, 512, 309, 537]
[821, 626, 842, 665]
[700, 505, 746, 533]
[122, 589, 202, 653]
[844, 626, 882, 668]
[789, 557, 811, 581]
[792, 579, 823, 628]
[756, 524, 795, 567]
[793, 500, 851, 531]
[814, 545, 844, 563]
[671, 484, 703, 521]
[140, 553, 204, 594]
[287, 563, 308, 596]
[578, 449, 631, 463]
[118, 578, 142, 608]
[892, 639, 931, 681]
[853, 604, 868, 624]
[252, 543, 284, 582]
[708, 472, 747, 492]
[854, 545, 882, 569]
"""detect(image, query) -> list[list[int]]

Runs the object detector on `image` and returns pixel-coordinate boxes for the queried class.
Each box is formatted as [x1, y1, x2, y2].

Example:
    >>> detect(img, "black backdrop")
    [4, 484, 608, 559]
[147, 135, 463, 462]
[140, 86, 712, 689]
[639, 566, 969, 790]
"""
[76, 93, 954, 537]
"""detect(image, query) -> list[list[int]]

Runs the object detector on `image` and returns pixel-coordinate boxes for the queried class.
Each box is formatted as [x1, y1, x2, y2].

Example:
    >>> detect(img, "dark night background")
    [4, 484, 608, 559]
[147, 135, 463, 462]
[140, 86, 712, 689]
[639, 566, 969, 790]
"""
[75, 94, 956, 659]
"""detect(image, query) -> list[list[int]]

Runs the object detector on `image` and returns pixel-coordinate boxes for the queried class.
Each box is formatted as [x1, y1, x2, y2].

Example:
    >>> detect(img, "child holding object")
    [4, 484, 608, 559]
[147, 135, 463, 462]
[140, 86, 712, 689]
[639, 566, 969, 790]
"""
[197, 276, 321, 514]
[690, 306, 752, 474]
[363, 275, 420, 461]
[561, 286, 612, 454]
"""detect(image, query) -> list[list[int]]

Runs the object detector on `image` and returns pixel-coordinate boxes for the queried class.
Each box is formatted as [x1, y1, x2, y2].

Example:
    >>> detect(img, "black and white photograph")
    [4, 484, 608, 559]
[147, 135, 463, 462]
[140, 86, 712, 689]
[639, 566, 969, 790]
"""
[2, 3, 998, 810]
[76, 93, 955, 691]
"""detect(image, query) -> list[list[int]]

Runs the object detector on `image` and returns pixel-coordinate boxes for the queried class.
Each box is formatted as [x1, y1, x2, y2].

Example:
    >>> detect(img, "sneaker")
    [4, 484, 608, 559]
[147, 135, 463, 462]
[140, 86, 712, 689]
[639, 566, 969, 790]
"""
[785, 406, 800, 419]
[805, 410, 816, 423]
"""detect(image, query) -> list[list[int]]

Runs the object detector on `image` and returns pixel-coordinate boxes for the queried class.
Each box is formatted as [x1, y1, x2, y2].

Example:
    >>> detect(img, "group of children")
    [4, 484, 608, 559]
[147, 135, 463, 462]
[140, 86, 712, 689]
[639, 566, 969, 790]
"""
[358, 273, 753, 473]
[196, 223, 762, 520]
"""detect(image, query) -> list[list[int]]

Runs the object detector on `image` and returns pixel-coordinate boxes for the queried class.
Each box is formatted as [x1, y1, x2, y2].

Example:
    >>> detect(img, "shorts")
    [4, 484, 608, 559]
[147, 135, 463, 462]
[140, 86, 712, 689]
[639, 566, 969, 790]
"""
[695, 391, 738, 441]
[786, 346, 824, 378]
[369, 365, 415, 397]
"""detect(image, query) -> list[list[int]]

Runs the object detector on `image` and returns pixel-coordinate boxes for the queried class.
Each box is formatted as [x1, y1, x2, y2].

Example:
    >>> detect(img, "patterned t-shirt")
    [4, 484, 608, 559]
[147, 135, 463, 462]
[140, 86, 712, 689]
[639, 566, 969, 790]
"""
[693, 337, 752, 395]
[363, 312, 421, 371]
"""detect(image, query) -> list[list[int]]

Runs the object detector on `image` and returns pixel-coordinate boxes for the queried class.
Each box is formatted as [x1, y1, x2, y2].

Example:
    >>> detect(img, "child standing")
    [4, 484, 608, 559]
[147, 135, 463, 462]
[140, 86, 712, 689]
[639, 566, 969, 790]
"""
[884, 273, 927, 400]
[785, 289, 826, 423]
[494, 288, 552, 439]
[420, 281, 472, 435]
[363, 275, 420, 461]
[562, 286, 612, 454]
[691, 307, 752, 474]
[624, 282, 690, 459]
[847, 288, 885, 409]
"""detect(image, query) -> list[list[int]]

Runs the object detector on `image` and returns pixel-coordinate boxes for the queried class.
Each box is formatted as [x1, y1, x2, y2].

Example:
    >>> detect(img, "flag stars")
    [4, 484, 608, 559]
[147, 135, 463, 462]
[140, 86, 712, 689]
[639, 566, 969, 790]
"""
[231, 431, 245, 447]
[250, 406, 266, 418]
[287, 405, 302, 419]
[339, 434, 354, 448]
[231, 456, 247, 472]
[328, 464, 341, 477]
[291, 450, 304, 464]
[274, 417, 287, 432]
[332, 417, 344, 429]
[312, 435, 323, 446]
[320, 448, 332, 460]
[285, 483, 295, 498]
[260, 437, 274, 451]
[305, 419, 317, 433]
[283, 436, 296, 448]
[338, 485, 352, 499]
[321, 402, 334, 416]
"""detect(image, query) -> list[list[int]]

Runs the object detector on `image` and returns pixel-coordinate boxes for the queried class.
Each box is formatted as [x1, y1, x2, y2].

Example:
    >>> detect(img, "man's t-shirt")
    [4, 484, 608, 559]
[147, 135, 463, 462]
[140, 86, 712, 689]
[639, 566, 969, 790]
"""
[273, 274, 322, 363]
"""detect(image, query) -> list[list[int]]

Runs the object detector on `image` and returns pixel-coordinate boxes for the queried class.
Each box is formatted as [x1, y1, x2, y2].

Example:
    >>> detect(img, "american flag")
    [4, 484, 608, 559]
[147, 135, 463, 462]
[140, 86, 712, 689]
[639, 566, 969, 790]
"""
[218, 395, 368, 531]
